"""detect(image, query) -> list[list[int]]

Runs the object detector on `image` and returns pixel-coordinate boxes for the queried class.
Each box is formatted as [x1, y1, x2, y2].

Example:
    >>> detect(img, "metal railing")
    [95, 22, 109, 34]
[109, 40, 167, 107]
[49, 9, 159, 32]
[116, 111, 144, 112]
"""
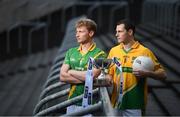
[35, 88, 99, 116]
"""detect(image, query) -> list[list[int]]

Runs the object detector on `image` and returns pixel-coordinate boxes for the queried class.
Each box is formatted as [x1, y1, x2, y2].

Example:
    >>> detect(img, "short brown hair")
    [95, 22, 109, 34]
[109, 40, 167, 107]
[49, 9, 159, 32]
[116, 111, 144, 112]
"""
[76, 18, 97, 33]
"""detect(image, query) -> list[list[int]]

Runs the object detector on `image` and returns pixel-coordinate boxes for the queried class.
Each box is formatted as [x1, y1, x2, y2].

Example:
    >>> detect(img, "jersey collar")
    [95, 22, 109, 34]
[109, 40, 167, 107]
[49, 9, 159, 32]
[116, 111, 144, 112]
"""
[119, 41, 140, 49]
[78, 43, 96, 55]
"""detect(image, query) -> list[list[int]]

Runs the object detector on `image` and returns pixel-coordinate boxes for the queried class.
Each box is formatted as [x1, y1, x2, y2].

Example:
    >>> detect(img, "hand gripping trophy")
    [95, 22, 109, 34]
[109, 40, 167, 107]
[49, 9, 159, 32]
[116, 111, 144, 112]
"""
[93, 58, 114, 86]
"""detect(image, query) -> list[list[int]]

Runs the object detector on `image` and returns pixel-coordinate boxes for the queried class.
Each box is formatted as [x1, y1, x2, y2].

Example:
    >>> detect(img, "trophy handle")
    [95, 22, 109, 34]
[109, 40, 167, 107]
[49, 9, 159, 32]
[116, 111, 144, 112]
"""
[93, 58, 114, 87]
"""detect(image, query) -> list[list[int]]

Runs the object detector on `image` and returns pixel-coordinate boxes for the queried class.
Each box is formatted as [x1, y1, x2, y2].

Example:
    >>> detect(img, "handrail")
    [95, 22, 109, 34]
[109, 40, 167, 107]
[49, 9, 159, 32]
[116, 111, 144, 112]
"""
[35, 88, 99, 116]
[46, 67, 60, 79]
[43, 74, 60, 88]
[39, 82, 66, 100]
[62, 101, 102, 116]
[99, 87, 115, 116]
[33, 88, 70, 114]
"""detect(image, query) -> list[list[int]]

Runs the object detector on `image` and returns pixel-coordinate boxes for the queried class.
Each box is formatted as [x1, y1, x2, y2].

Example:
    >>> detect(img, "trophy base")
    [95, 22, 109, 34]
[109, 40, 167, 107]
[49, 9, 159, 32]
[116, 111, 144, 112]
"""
[93, 78, 111, 87]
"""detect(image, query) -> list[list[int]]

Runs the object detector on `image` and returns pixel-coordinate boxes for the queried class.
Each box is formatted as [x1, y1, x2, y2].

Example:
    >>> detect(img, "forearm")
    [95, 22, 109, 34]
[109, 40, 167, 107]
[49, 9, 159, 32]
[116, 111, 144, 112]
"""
[148, 69, 167, 80]
[68, 69, 101, 81]
[60, 72, 83, 84]
[68, 70, 86, 81]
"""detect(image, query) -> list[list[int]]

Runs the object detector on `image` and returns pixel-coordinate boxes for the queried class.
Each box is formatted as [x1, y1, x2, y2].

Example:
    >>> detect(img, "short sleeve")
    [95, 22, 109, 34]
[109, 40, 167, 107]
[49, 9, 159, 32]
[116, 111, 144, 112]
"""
[64, 49, 71, 65]
[107, 49, 115, 77]
[145, 49, 165, 71]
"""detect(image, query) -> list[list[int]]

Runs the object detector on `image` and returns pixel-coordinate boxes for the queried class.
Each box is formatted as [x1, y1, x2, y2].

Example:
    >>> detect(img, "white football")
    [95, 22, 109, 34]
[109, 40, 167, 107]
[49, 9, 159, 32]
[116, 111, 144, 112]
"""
[132, 56, 154, 71]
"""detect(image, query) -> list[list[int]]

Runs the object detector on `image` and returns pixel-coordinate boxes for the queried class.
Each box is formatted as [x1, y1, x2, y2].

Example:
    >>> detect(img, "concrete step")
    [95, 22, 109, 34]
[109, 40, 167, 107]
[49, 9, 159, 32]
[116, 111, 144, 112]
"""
[146, 93, 165, 116]
[152, 88, 180, 116]
[138, 24, 180, 49]
[20, 67, 50, 116]
[0, 72, 32, 115]
[7, 68, 49, 116]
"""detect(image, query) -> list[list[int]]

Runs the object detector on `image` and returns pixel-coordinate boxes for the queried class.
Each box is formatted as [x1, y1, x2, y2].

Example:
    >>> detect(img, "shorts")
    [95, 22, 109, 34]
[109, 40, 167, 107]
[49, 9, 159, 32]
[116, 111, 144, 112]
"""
[66, 105, 92, 117]
[113, 109, 142, 117]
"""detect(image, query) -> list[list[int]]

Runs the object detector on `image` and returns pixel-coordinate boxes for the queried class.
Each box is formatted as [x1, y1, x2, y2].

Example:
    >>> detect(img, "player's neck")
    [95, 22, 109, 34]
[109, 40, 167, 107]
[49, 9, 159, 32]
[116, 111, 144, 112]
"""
[81, 40, 94, 52]
[123, 38, 135, 51]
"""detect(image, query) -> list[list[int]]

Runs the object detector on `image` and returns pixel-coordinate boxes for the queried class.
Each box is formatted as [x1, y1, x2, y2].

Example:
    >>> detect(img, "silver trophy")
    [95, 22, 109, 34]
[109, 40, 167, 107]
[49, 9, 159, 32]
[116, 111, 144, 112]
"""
[93, 58, 114, 87]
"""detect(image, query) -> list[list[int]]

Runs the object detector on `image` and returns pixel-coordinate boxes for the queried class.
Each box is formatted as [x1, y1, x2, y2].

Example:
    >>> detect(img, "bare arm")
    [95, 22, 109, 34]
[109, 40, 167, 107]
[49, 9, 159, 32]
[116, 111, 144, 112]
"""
[60, 64, 83, 84]
[133, 69, 167, 80]
[68, 68, 101, 81]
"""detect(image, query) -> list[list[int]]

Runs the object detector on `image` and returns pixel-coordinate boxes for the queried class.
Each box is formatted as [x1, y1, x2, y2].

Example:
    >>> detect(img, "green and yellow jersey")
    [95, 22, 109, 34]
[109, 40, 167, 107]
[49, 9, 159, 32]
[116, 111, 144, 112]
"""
[64, 43, 106, 105]
[108, 41, 165, 110]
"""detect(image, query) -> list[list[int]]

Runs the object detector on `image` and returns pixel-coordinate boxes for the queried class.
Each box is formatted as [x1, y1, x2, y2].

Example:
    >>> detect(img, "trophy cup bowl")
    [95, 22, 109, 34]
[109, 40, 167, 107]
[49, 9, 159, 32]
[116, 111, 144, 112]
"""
[93, 58, 113, 87]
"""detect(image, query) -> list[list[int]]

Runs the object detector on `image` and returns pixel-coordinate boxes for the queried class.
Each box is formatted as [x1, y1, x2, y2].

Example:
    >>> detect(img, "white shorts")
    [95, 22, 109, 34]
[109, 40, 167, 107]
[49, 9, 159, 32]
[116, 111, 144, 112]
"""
[66, 105, 92, 117]
[114, 109, 142, 117]
[67, 105, 142, 117]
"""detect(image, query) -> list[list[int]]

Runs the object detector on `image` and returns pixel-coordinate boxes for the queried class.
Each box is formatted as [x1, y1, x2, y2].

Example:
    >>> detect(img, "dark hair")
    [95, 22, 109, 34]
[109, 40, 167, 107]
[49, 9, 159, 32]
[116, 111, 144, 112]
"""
[117, 19, 135, 35]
